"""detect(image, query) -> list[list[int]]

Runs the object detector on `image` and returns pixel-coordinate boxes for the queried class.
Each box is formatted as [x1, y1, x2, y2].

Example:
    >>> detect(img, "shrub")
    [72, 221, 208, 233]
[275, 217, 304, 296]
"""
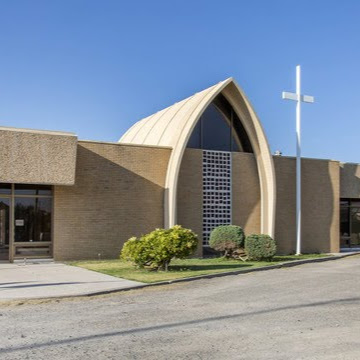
[245, 234, 276, 261]
[121, 225, 198, 271]
[209, 225, 245, 258]
[121, 236, 155, 268]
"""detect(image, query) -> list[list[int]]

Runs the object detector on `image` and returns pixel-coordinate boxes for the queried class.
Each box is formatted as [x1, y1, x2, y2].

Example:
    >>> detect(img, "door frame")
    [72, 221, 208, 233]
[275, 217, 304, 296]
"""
[0, 193, 12, 262]
[1, 184, 54, 262]
[340, 198, 360, 249]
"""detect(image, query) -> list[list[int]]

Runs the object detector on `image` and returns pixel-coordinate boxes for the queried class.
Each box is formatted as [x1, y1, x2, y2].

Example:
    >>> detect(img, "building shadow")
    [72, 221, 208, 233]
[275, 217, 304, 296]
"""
[53, 143, 170, 261]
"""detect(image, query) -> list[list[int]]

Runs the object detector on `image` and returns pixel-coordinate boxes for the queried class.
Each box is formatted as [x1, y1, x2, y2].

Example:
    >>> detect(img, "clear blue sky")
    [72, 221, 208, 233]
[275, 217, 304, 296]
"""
[0, 0, 359, 162]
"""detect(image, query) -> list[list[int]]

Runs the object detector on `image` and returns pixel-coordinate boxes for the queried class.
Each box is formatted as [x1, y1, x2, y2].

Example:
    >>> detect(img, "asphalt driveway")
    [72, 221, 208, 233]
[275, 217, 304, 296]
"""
[1, 256, 360, 359]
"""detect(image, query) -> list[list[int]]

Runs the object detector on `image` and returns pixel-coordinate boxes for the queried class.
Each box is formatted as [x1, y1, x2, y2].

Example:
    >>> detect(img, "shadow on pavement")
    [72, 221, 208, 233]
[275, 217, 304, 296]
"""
[0, 281, 128, 290]
[1, 296, 360, 354]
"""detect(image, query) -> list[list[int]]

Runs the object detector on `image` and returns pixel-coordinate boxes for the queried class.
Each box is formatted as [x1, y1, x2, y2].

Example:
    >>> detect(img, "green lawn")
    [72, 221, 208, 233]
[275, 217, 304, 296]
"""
[70, 254, 329, 283]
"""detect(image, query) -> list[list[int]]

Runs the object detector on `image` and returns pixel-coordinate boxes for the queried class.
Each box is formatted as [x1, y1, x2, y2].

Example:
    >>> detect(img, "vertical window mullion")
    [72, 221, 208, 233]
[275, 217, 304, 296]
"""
[230, 109, 233, 152]
[349, 201, 352, 247]
[200, 116, 203, 150]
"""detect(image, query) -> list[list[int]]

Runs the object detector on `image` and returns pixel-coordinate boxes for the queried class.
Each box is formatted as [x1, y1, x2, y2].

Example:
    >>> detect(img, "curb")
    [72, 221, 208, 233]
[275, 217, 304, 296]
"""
[3, 252, 360, 302]
[110, 251, 360, 288]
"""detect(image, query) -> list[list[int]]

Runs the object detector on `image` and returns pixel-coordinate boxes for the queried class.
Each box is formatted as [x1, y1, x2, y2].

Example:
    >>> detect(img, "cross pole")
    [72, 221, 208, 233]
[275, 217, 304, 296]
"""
[282, 65, 314, 255]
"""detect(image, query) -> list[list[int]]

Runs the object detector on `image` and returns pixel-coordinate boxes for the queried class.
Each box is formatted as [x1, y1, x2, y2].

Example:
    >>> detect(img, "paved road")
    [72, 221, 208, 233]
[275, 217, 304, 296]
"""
[1, 256, 360, 360]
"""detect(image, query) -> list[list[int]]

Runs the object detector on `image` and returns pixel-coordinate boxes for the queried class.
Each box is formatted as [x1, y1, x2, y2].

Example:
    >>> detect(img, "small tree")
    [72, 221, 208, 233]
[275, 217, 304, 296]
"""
[245, 234, 276, 261]
[209, 225, 245, 258]
[121, 225, 198, 271]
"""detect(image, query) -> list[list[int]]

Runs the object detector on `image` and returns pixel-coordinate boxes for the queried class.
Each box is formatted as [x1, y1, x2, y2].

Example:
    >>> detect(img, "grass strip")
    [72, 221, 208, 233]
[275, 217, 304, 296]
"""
[70, 254, 328, 283]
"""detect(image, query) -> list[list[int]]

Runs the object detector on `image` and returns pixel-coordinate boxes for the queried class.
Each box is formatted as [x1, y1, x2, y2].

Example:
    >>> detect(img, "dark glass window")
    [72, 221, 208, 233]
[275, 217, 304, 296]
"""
[350, 207, 360, 246]
[187, 120, 202, 149]
[340, 199, 360, 248]
[14, 198, 52, 242]
[186, 94, 253, 153]
[0, 199, 10, 248]
[231, 135, 240, 152]
[15, 184, 52, 196]
[202, 104, 231, 151]
[340, 205, 350, 236]
[231, 109, 253, 153]
[0, 183, 11, 195]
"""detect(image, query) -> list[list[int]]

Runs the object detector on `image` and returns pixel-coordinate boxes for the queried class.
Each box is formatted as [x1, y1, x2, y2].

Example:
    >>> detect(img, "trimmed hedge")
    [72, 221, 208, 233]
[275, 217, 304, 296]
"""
[209, 225, 245, 257]
[245, 234, 276, 261]
[121, 225, 198, 271]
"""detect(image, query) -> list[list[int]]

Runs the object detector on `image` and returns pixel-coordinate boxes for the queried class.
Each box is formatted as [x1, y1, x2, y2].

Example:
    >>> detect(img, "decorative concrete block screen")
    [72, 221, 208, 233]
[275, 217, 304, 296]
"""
[202, 150, 232, 246]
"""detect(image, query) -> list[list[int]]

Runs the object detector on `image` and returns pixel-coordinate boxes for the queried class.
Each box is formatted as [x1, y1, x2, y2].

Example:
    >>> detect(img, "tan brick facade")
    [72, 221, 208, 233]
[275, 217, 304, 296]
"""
[232, 152, 261, 236]
[53, 141, 171, 260]
[177, 149, 203, 256]
[51, 142, 345, 260]
[274, 157, 340, 254]
[4, 76, 359, 262]
[178, 152, 341, 255]
[176, 150, 262, 255]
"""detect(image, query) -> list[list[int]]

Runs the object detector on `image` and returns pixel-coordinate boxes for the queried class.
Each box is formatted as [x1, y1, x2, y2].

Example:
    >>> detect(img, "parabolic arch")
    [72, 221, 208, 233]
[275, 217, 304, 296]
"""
[119, 78, 276, 237]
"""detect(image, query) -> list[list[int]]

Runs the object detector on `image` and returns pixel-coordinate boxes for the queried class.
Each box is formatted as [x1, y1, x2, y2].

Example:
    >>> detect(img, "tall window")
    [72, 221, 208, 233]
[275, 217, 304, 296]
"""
[187, 94, 253, 153]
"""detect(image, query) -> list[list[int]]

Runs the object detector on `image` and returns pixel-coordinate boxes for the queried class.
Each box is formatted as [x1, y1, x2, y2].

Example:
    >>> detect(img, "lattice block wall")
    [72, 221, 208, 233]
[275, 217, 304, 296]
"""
[202, 150, 232, 246]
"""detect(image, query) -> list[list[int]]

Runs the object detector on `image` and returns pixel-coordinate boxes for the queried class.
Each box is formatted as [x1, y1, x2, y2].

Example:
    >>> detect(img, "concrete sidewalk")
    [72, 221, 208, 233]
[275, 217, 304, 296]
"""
[1, 253, 359, 301]
[0, 261, 142, 301]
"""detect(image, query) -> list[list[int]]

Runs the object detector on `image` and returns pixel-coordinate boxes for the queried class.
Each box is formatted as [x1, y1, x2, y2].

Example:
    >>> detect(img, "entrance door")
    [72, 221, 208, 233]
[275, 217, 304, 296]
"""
[0, 198, 10, 261]
[340, 199, 360, 249]
[14, 196, 52, 258]
[350, 206, 360, 247]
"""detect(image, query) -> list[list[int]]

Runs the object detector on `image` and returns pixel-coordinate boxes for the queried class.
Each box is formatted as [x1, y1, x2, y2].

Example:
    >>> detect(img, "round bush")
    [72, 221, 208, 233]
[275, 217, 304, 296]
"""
[245, 234, 276, 261]
[209, 225, 245, 257]
[121, 225, 198, 271]
[121, 236, 152, 268]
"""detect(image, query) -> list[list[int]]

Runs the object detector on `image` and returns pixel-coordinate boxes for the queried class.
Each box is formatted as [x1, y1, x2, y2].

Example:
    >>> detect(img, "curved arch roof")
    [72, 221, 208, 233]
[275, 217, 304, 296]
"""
[119, 78, 276, 237]
[119, 79, 229, 147]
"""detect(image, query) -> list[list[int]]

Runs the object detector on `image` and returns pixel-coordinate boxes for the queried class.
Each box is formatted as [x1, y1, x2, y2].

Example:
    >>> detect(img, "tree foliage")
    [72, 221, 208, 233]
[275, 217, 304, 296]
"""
[209, 225, 245, 258]
[121, 225, 198, 271]
[245, 234, 276, 261]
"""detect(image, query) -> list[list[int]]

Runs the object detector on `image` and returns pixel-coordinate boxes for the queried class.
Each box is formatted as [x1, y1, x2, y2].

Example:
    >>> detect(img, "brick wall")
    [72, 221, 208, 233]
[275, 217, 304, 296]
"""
[177, 149, 203, 256]
[274, 157, 340, 254]
[232, 152, 261, 236]
[177, 150, 262, 255]
[53, 141, 341, 260]
[53, 141, 171, 260]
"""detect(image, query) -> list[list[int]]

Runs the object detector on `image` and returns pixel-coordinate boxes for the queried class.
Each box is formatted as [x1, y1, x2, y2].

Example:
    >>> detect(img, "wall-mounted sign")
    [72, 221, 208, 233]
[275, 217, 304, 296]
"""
[15, 219, 24, 226]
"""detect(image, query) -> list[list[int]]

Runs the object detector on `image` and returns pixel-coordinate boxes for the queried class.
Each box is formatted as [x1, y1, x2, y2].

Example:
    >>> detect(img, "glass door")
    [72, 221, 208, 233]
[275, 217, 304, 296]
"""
[340, 199, 360, 249]
[0, 198, 10, 261]
[14, 195, 52, 258]
[350, 206, 360, 247]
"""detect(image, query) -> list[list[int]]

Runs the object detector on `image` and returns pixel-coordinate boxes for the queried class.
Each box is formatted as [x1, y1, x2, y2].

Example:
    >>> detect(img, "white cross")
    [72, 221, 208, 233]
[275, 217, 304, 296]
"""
[282, 65, 315, 255]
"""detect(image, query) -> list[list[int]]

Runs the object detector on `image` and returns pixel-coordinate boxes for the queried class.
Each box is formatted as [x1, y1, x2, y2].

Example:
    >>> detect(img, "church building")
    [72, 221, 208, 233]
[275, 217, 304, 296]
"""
[0, 78, 359, 261]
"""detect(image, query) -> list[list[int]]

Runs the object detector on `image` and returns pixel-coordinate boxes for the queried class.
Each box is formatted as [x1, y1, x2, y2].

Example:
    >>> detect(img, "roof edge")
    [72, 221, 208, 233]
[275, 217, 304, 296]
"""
[0, 126, 77, 137]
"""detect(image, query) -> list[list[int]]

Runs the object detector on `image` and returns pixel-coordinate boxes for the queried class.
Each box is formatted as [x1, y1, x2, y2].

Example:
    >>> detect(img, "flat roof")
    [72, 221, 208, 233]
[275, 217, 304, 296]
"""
[0, 126, 77, 137]
[273, 154, 340, 163]
[79, 139, 172, 149]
